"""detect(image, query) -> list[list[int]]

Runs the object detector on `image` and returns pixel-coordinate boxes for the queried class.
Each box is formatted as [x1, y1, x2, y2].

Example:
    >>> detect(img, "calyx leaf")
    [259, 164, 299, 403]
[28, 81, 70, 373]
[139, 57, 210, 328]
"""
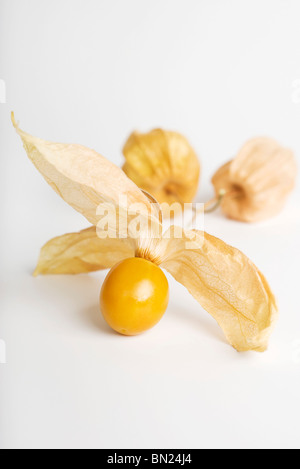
[34, 227, 135, 276]
[158, 227, 278, 352]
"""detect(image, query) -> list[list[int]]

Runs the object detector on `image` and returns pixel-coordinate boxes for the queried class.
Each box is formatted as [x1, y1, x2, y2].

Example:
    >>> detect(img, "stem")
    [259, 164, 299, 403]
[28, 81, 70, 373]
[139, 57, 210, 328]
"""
[141, 189, 163, 224]
[204, 189, 227, 213]
[141, 187, 230, 230]
[188, 189, 227, 228]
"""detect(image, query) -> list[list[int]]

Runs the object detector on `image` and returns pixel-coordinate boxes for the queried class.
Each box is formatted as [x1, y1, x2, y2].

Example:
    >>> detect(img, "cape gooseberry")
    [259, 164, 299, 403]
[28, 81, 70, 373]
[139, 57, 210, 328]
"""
[100, 258, 169, 335]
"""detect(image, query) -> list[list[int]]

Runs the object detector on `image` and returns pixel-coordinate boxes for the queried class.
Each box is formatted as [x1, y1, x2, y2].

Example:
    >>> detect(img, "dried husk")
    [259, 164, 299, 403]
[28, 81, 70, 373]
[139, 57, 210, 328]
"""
[123, 129, 200, 207]
[34, 227, 135, 276]
[212, 137, 297, 222]
[157, 227, 278, 352]
[12, 113, 162, 253]
[14, 115, 278, 352]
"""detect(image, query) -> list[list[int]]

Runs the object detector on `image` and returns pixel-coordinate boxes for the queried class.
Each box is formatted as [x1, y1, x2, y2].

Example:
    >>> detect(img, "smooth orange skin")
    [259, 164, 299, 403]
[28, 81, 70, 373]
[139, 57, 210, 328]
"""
[100, 258, 169, 336]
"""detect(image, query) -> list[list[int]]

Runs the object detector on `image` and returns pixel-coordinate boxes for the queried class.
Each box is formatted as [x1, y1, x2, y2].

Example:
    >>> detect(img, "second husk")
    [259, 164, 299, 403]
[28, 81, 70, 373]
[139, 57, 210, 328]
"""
[122, 129, 200, 209]
[212, 137, 297, 222]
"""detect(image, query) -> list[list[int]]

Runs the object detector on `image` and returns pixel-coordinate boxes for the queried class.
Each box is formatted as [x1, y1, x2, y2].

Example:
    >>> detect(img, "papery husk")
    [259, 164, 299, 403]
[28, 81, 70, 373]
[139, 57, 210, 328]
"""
[123, 129, 200, 208]
[157, 227, 278, 352]
[34, 227, 135, 276]
[12, 113, 162, 253]
[212, 137, 297, 222]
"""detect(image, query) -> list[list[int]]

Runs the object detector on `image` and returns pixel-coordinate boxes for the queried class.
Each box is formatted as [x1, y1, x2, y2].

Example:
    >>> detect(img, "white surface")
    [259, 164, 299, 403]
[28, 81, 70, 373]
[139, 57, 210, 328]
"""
[1, 0, 300, 450]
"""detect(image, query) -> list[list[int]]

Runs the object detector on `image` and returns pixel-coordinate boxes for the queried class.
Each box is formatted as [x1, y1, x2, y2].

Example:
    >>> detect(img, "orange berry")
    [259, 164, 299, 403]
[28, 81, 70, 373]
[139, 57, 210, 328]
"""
[100, 258, 169, 335]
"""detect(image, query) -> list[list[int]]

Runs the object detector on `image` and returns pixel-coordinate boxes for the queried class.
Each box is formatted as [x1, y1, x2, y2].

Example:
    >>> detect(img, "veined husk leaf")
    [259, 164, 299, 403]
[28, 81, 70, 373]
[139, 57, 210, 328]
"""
[12, 113, 162, 251]
[157, 227, 278, 352]
[34, 227, 135, 276]
[212, 137, 297, 222]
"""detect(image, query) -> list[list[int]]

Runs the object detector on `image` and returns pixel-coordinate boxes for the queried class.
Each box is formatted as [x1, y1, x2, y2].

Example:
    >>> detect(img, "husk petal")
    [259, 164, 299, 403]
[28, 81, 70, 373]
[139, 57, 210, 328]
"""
[12, 113, 162, 251]
[12, 113, 156, 224]
[159, 227, 278, 352]
[34, 227, 135, 276]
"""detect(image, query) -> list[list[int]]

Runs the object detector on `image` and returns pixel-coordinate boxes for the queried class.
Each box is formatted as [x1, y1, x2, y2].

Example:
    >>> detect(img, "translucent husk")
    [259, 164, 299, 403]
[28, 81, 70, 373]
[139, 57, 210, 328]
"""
[33, 227, 135, 276]
[212, 137, 297, 222]
[13, 114, 278, 352]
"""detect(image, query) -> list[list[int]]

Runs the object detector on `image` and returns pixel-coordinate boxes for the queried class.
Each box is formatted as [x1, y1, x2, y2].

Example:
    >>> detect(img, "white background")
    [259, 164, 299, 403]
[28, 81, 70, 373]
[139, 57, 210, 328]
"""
[1, 0, 300, 449]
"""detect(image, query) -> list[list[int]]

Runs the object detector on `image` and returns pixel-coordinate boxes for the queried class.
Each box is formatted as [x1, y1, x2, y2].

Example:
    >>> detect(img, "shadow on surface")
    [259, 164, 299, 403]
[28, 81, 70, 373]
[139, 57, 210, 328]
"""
[168, 300, 227, 345]
[81, 303, 117, 336]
